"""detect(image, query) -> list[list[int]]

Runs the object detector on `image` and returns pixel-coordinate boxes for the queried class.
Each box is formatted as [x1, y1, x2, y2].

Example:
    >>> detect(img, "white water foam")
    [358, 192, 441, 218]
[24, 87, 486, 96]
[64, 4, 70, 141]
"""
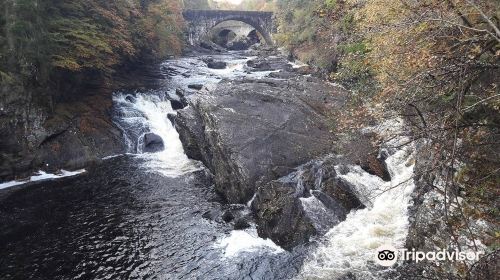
[216, 228, 284, 258]
[161, 54, 280, 94]
[0, 169, 86, 190]
[289, 60, 308, 69]
[298, 121, 416, 280]
[206, 56, 251, 77]
[113, 93, 201, 177]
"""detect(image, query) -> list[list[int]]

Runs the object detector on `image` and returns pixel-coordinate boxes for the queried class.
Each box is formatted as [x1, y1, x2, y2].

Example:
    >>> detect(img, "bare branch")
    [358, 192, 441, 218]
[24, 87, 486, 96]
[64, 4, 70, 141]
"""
[462, 94, 500, 112]
[466, 0, 500, 41]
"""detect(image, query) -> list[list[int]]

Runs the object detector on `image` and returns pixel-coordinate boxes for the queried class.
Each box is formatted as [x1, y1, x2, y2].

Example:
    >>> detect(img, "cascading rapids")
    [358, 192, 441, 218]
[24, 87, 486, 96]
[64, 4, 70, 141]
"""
[113, 92, 201, 177]
[298, 120, 416, 280]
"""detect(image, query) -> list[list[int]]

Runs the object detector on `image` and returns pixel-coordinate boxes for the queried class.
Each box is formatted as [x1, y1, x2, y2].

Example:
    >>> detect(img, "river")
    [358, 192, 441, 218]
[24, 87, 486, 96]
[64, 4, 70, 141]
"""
[0, 51, 415, 280]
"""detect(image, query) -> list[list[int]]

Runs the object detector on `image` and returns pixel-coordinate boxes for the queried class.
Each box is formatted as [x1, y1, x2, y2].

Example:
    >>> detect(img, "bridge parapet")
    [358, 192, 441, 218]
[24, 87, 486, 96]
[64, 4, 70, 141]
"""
[183, 10, 273, 20]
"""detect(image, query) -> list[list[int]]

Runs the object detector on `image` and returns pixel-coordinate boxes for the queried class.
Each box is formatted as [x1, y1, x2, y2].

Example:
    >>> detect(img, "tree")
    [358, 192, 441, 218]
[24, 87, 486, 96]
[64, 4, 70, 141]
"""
[0, 0, 185, 92]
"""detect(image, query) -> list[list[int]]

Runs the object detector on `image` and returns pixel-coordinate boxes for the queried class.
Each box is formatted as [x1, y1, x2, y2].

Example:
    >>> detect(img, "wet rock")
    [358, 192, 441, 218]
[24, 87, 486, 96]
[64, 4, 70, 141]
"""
[207, 61, 227, 70]
[170, 99, 186, 110]
[199, 41, 224, 52]
[188, 84, 204, 90]
[175, 88, 189, 106]
[167, 114, 176, 126]
[340, 131, 391, 181]
[253, 155, 364, 249]
[202, 57, 214, 64]
[222, 210, 235, 223]
[246, 59, 272, 71]
[176, 75, 345, 204]
[254, 179, 316, 248]
[247, 57, 294, 72]
[27, 95, 125, 177]
[234, 218, 251, 230]
[143, 133, 164, 153]
[359, 154, 391, 181]
[268, 71, 297, 79]
[175, 106, 205, 161]
[227, 39, 252, 51]
[202, 209, 220, 221]
[125, 95, 136, 103]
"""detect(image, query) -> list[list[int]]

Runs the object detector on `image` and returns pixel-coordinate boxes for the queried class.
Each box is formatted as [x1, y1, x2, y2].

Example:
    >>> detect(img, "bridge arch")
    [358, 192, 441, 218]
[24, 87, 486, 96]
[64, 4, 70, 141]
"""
[182, 10, 274, 46]
[210, 17, 272, 45]
[210, 21, 263, 49]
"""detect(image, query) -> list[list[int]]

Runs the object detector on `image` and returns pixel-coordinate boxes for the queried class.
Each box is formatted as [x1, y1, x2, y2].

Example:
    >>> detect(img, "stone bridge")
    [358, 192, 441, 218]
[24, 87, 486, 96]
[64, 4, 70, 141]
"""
[182, 10, 274, 46]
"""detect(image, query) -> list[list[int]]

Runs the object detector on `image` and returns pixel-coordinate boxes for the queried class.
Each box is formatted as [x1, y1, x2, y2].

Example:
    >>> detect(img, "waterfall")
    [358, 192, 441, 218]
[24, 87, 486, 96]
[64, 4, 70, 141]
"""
[113, 92, 201, 177]
[298, 121, 416, 280]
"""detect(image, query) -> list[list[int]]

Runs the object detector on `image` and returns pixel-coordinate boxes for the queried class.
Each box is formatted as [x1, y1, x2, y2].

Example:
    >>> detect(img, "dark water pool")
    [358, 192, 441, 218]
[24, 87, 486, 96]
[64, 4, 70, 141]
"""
[0, 156, 302, 280]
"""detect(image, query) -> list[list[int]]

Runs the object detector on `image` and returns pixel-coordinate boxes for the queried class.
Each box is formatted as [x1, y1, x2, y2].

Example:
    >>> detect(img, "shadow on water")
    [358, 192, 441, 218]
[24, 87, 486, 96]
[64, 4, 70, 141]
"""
[0, 156, 303, 280]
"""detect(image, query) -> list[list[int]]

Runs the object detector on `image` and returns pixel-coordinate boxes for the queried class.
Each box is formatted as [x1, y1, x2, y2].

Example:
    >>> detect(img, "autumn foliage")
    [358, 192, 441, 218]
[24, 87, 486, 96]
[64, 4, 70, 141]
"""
[0, 0, 185, 88]
[275, 0, 499, 277]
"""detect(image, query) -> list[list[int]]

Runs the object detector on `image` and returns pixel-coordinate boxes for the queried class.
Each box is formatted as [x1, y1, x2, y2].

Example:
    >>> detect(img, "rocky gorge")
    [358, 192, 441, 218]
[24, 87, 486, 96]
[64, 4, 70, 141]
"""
[0, 63, 167, 181]
[0, 46, 496, 279]
[173, 52, 395, 250]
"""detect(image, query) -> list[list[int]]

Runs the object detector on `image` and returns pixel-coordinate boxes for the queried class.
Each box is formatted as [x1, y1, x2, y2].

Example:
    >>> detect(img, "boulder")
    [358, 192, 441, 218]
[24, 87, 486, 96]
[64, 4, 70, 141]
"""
[175, 106, 205, 161]
[222, 210, 235, 223]
[175, 55, 361, 249]
[337, 131, 391, 182]
[247, 57, 294, 72]
[202, 209, 222, 222]
[202, 57, 214, 64]
[234, 218, 251, 230]
[227, 39, 252, 51]
[27, 95, 125, 177]
[359, 154, 391, 181]
[246, 59, 272, 71]
[170, 99, 186, 110]
[253, 155, 364, 249]
[207, 61, 227, 70]
[188, 84, 204, 90]
[142, 133, 164, 153]
[176, 74, 346, 205]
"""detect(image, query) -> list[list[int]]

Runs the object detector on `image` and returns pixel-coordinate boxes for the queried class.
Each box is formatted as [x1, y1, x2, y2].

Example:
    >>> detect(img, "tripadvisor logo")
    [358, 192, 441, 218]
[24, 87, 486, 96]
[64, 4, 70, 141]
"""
[374, 244, 484, 267]
[375, 244, 399, 267]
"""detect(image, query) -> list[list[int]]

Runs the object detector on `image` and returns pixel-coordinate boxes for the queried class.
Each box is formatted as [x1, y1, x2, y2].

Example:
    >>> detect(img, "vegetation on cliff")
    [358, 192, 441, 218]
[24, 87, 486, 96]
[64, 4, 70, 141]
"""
[0, 0, 185, 97]
[275, 0, 499, 277]
[0, 0, 186, 180]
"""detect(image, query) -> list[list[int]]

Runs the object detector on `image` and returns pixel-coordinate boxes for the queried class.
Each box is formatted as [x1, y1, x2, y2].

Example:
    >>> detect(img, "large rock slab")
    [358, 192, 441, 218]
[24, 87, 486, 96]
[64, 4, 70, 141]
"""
[176, 74, 347, 204]
[252, 155, 365, 249]
[31, 95, 125, 172]
[0, 92, 125, 180]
